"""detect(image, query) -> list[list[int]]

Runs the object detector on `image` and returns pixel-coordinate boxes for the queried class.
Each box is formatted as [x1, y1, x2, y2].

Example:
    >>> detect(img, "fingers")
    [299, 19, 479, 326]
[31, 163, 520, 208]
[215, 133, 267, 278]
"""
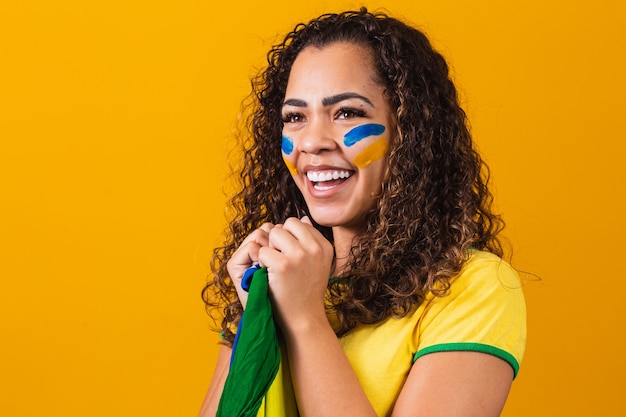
[258, 217, 332, 272]
[254, 218, 334, 331]
[227, 223, 274, 276]
[229, 218, 330, 280]
[266, 218, 311, 254]
[226, 223, 276, 309]
[258, 222, 274, 234]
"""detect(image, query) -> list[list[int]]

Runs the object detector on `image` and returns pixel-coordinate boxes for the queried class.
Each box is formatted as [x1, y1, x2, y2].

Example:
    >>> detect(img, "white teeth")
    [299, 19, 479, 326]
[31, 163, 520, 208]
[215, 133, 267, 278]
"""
[314, 184, 333, 191]
[307, 170, 351, 182]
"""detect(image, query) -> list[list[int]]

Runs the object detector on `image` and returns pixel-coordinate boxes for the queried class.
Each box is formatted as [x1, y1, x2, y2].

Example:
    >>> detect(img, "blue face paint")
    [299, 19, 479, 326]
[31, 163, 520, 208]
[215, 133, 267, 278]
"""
[281, 135, 294, 155]
[343, 123, 386, 147]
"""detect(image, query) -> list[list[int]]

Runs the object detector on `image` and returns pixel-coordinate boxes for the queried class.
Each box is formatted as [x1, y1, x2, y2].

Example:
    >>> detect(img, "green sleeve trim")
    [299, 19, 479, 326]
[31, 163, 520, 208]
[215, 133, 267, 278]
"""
[414, 342, 520, 379]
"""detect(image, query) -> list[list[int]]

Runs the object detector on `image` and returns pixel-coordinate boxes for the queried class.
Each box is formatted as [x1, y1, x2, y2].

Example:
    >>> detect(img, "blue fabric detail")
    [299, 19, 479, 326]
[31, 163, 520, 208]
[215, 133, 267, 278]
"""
[230, 264, 261, 365]
[242, 264, 260, 292]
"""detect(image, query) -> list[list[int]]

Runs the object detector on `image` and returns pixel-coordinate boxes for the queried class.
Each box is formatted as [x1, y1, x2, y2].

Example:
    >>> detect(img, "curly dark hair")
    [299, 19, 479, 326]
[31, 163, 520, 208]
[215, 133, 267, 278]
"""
[202, 8, 504, 343]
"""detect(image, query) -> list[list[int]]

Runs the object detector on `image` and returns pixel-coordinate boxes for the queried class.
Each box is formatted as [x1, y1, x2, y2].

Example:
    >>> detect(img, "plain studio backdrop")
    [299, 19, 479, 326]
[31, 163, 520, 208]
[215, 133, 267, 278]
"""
[1, 1, 624, 416]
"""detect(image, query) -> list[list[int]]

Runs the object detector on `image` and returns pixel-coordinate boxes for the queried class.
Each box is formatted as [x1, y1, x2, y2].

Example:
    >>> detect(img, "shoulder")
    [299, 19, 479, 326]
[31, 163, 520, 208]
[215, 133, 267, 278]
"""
[448, 250, 523, 295]
[425, 250, 527, 328]
[415, 250, 527, 377]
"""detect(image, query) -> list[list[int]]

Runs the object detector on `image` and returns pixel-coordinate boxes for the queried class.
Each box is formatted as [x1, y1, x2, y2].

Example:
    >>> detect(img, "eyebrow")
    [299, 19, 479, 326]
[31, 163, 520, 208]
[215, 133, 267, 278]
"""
[282, 92, 374, 108]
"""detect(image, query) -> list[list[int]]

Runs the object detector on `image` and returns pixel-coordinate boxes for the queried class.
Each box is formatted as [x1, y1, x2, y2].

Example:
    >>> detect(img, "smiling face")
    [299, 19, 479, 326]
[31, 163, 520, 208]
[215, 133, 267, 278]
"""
[281, 42, 394, 232]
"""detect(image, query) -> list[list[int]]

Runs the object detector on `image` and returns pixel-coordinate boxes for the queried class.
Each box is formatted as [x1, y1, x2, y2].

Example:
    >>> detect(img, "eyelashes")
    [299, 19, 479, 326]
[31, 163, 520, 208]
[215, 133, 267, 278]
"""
[281, 112, 303, 123]
[281, 107, 367, 123]
[336, 107, 366, 119]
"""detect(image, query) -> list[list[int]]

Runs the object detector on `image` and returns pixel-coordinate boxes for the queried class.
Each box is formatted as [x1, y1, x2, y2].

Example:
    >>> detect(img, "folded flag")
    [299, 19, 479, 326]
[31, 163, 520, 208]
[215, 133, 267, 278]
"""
[217, 266, 281, 417]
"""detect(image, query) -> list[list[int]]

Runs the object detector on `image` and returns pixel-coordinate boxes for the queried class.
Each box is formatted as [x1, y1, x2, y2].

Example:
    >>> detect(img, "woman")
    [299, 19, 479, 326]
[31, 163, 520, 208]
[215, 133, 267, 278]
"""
[200, 8, 526, 417]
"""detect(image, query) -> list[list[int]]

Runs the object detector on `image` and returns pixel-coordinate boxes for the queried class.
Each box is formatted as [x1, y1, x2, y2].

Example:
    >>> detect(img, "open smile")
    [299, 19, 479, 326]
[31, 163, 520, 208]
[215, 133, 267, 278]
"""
[306, 169, 353, 191]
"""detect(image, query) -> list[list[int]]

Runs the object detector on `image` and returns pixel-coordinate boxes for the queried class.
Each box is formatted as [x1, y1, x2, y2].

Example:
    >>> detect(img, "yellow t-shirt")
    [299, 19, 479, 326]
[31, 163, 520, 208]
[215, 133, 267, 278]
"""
[259, 250, 526, 417]
[335, 250, 526, 416]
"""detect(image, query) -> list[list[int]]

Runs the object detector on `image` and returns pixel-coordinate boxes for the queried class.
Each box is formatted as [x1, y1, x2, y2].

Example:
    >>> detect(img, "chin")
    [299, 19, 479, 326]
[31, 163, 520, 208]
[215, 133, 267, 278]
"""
[309, 211, 368, 231]
[306, 210, 338, 227]
[309, 216, 337, 228]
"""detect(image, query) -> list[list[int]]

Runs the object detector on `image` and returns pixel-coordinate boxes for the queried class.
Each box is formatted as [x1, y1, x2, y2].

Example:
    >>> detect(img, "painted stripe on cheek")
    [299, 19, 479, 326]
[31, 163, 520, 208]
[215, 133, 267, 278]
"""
[353, 138, 389, 168]
[343, 124, 386, 147]
[282, 156, 298, 176]
[281, 135, 297, 175]
[281, 135, 294, 155]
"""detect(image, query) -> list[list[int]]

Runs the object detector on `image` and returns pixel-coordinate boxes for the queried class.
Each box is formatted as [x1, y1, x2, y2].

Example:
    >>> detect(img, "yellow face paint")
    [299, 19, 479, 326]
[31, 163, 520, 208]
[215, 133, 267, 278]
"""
[353, 138, 389, 168]
[282, 156, 298, 176]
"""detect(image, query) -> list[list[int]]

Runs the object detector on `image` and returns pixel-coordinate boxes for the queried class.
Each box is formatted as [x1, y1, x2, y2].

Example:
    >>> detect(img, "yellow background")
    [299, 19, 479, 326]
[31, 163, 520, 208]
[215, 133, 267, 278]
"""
[1, 1, 624, 416]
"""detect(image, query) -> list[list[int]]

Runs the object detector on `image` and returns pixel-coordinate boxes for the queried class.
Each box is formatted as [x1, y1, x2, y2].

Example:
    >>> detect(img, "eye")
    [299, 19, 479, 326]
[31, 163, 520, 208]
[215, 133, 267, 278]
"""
[282, 112, 305, 123]
[336, 107, 367, 120]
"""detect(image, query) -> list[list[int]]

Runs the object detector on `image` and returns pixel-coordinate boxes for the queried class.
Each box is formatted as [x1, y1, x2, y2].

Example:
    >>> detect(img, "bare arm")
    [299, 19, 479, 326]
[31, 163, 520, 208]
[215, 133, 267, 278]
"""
[391, 351, 513, 417]
[281, 312, 377, 417]
[198, 344, 232, 417]
[198, 336, 513, 417]
[285, 322, 513, 417]
[258, 218, 377, 417]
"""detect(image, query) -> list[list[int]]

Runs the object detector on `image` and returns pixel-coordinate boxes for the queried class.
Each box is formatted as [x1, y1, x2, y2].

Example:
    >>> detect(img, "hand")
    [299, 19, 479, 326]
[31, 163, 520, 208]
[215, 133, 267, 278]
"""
[257, 216, 334, 333]
[226, 223, 275, 308]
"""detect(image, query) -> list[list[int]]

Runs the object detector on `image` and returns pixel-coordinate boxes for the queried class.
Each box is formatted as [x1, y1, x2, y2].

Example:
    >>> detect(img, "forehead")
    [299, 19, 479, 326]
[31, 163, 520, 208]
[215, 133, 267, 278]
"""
[285, 42, 381, 95]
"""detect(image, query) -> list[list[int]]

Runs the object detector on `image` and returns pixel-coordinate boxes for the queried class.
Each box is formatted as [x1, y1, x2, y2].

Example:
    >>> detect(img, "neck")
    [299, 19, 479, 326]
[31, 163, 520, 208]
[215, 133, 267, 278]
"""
[331, 226, 359, 275]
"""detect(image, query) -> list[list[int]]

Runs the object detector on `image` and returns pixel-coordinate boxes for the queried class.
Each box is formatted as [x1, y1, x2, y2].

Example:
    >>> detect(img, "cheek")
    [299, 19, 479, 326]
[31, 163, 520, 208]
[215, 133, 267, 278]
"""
[343, 124, 389, 168]
[344, 123, 386, 146]
[281, 135, 298, 175]
[352, 138, 389, 168]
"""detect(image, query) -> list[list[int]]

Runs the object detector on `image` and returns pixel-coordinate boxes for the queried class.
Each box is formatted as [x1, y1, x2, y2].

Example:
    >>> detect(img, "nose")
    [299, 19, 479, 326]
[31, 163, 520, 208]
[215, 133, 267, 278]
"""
[297, 117, 338, 155]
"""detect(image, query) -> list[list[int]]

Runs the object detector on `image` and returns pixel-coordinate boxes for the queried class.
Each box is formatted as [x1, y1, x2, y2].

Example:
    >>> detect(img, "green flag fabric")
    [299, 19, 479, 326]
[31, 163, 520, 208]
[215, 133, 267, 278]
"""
[216, 266, 281, 417]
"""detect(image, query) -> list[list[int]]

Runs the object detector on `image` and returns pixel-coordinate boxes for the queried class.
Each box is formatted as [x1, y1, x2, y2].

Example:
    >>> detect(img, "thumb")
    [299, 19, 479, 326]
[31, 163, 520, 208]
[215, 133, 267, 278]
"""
[300, 215, 313, 226]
